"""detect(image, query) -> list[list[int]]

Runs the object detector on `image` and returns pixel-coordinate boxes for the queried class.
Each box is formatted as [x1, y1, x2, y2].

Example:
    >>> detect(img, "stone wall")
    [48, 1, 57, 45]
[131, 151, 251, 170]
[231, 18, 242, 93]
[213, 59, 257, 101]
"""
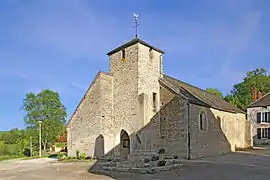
[189, 105, 250, 159]
[108, 42, 163, 155]
[109, 43, 139, 140]
[248, 106, 270, 145]
[137, 43, 163, 125]
[99, 73, 114, 155]
[131, 84, 187, 158]
[133, 83, 251, 159]
[67, 72, 113, 157]
[209, 108, 251, 150]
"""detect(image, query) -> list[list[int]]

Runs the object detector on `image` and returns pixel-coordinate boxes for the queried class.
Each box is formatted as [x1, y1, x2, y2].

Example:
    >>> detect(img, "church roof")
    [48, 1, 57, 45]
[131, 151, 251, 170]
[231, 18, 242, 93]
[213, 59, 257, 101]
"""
[107, 38, 165, 55]
[161, 74, 245, 114]
[247, 92, 270, 108]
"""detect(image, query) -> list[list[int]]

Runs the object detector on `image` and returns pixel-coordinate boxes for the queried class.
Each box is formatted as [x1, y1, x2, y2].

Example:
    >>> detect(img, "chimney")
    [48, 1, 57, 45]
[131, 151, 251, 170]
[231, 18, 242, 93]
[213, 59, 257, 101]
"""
[252, 87, 257, 101]
[258, 91, 263, 99]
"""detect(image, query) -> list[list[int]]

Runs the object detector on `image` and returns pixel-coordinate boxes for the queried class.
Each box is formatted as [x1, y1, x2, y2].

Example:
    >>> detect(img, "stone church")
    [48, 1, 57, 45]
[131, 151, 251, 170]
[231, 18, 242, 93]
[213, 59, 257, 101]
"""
[66, 38, 251, 160]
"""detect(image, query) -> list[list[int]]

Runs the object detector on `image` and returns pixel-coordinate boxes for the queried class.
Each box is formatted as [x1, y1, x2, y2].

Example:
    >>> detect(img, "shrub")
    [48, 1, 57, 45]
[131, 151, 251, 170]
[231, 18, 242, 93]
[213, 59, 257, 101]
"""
[48, 154, 58, 159]
[57, 152, 67, 160]
[55, 143, 65, 148]
[144, 158, 150, 163]
[79, 153, 86, 160]
[158, 148, 166, 154]
[23, 148, 31, 157]
[157, 160, 166, 166]
[151, 155, 159, 161]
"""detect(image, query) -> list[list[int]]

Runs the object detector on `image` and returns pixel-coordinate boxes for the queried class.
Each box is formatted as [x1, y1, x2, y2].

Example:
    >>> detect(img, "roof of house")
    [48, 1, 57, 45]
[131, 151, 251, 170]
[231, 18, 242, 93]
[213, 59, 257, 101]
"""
[107, 38, 165, 55]
[162, 74, 245, 114]
[247, 92, 270, 108]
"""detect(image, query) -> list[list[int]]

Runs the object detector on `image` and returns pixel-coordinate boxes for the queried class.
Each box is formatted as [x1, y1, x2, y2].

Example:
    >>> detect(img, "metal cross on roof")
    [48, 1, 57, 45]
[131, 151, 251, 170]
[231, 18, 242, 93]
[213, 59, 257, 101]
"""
[133, 13, 139, 38]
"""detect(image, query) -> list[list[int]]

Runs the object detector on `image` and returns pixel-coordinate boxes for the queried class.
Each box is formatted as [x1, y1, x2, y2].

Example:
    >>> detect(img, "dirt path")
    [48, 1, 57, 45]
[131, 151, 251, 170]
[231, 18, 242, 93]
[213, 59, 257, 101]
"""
[2, 152, 270, 180]
[0, 158, 114, 180]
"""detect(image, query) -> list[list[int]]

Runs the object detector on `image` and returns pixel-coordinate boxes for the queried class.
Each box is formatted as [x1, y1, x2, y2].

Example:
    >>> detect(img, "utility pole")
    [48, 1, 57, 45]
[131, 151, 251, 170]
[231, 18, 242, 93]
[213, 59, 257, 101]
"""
[187, 101, 191, 160]
[38, 121, 42, 158]
[30, 136, 32, 157]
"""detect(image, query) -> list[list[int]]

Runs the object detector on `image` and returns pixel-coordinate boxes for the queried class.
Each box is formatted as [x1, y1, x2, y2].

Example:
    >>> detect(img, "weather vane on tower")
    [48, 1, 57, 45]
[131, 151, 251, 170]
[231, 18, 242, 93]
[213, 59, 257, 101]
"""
[133, 13, 139, 38]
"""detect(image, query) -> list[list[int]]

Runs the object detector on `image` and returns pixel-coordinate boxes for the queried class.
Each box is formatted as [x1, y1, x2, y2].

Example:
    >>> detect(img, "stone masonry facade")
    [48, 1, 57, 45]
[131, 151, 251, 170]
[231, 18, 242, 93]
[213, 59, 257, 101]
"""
[67, 38, 251, 159]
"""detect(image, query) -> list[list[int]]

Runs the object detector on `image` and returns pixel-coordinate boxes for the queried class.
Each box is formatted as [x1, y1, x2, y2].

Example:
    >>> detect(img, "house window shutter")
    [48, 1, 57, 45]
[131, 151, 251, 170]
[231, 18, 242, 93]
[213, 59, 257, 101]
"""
[268, 128, 270, 139]
[266, 112, 269, 123]
[257, 128, 261, 139]
[268, 112, 270, 123]
[257, 113, 261, 123]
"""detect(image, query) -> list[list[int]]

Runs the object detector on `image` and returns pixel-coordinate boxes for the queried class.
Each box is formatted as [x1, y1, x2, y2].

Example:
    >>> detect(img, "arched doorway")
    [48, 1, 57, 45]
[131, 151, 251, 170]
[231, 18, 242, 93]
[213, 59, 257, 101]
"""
[120, 130, 130, 159]
[94, 135, 104, 158]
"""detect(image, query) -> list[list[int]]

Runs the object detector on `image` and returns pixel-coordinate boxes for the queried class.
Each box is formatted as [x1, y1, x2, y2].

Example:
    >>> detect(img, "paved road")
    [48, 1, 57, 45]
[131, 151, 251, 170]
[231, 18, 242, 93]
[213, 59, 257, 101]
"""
[1, 151, 270, 180]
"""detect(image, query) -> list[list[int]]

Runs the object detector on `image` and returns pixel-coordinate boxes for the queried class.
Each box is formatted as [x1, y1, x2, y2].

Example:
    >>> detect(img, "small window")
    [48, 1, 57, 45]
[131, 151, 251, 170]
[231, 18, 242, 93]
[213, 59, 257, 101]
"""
[199, 111, 207, 131]
[257, 128, 270, 139]
[257, 112, 270, 123]
[122, 49, 126, 62]
[153, 92, 157, 110]
[149, 48, 153, 60]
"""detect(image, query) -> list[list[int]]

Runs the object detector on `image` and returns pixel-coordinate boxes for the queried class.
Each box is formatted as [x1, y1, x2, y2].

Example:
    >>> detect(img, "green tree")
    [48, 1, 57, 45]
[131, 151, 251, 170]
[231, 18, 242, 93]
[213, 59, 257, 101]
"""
[0, 129, 29, 157]
[224, 68, 270, 110]
[206, 88, 223, 98]
[22, 89, 67, 150]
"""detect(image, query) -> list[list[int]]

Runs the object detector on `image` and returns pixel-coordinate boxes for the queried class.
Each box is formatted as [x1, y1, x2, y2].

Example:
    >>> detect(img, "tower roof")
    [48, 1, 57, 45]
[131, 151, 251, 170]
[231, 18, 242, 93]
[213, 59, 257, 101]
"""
[107, 38, 165, 55]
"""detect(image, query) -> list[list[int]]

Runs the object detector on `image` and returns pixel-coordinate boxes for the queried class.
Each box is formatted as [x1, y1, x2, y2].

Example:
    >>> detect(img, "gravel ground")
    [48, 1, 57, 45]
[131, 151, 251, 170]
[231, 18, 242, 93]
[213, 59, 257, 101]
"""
[1, 150, 270, 180]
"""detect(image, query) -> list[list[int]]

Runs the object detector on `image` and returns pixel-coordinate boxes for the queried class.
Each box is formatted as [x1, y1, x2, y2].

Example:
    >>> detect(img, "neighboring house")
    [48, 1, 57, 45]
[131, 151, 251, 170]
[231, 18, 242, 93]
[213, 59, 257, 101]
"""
[66, 38, 251, 160]
[247, 88, 270, 146]
[50, 135, 67, 153]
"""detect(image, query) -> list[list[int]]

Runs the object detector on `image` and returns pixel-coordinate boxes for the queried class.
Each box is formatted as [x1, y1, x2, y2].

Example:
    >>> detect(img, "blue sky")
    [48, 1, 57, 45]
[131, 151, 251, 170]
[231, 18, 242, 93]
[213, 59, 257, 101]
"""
[0, 0, 269, 131]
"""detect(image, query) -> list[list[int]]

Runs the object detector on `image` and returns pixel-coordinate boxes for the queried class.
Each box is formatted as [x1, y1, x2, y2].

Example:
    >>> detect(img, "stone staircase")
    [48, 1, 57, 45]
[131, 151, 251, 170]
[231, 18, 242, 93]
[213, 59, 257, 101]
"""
[130, 150, 157, 159]
[128, 150, 158, 167]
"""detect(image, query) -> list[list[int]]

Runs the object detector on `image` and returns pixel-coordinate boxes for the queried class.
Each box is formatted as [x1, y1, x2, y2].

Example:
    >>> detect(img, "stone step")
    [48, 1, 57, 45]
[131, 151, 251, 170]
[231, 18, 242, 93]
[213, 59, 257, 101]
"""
[128, 151, 158, 163]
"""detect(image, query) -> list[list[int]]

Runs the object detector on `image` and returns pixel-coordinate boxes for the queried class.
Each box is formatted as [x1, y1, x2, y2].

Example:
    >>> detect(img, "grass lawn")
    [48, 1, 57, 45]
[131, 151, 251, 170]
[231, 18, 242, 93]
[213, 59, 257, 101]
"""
[0, 155, 50, 161]
[0, 156, 22, 161]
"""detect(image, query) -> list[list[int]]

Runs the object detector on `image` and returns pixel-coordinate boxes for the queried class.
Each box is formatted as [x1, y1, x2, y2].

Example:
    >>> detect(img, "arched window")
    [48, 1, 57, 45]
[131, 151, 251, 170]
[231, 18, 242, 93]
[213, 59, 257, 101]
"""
[199, 111, 207, 131]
